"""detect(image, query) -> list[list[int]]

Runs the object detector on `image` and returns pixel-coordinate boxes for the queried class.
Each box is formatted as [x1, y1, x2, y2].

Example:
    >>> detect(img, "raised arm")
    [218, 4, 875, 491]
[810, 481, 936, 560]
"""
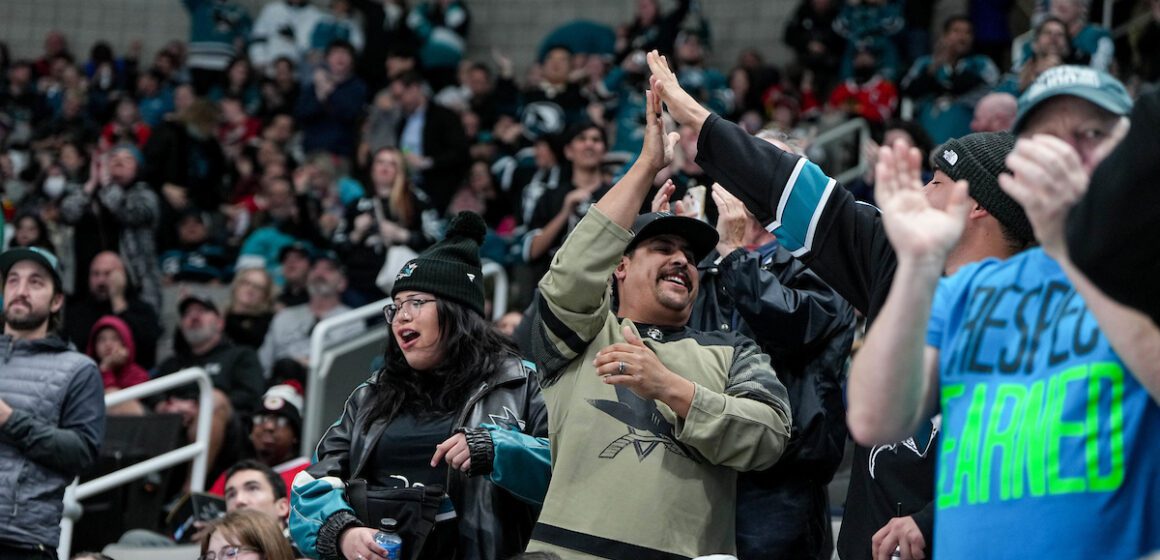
[649, 50, 896, 318]
[847, 141, 969, 445]
[527, 85, 677, 379]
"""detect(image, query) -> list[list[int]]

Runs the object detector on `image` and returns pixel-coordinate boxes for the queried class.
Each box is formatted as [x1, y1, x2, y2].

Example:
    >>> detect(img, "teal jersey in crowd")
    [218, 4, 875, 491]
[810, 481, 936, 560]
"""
[927, 248, 1160, 559]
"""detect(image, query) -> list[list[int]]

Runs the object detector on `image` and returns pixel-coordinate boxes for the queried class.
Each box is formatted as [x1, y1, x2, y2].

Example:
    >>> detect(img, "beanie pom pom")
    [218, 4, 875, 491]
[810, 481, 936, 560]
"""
[446, 211, 487, 245]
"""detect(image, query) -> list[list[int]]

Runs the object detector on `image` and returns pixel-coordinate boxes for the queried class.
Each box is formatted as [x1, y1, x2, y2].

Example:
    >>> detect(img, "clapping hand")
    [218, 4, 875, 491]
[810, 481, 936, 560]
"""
[874, 140, 970, 267]
[638, 83, 680, 174]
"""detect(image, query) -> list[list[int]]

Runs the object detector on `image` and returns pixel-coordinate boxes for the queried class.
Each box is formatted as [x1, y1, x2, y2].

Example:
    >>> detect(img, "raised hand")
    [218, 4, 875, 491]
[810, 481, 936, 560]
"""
[646, 50, 708, 129]
[638, 85, 680, 174]
[650, 179, 692, 216]
[875, 140, 970, 266]
[998, 131, 1121, 260]
[711, 184, 751, 256]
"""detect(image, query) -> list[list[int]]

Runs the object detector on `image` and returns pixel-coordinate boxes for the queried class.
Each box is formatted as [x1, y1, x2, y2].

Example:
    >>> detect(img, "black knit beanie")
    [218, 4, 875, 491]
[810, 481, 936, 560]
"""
[391, 212, 487, 317]
[930, 131, 1034, 244]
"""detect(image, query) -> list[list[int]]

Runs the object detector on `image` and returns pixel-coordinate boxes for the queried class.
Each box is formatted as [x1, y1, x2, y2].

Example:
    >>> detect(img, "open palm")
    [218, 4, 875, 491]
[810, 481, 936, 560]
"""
[875, 141, 970, 262]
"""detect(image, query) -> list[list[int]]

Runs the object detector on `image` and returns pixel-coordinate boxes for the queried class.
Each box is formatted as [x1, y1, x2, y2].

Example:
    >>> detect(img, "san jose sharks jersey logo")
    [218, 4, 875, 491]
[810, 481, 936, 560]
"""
[869, 415, 941, 479]
[487, 406, 526, 431]
[587, 385, 694, 462]
[396, 261, 418, 280]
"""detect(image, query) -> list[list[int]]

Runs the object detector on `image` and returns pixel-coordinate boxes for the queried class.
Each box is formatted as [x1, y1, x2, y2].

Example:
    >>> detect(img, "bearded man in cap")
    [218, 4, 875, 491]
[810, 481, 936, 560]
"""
[522, 80, 792, 560]
[849, 64, 1160, 558]
[154, 293, 266, 483]
[0, 247, 105, 559]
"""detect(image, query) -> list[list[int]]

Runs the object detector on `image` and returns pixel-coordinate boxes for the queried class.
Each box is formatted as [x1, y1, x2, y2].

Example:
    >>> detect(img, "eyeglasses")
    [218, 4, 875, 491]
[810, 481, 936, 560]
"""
[383, 298, 436, 324]
[199, 545, 259, 560]
[252, 414, 290, 428]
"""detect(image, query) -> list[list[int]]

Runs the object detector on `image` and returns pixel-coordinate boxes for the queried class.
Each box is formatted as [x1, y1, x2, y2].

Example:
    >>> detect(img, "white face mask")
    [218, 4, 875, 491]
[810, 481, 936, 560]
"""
[43, 176, 66, 198]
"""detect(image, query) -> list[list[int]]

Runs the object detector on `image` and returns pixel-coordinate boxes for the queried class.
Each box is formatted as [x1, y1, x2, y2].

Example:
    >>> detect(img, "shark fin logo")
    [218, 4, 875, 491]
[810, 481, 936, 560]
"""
[396, 262, 418, 280]
[588, 385, 693, 462]
[487, 406, 526, 431]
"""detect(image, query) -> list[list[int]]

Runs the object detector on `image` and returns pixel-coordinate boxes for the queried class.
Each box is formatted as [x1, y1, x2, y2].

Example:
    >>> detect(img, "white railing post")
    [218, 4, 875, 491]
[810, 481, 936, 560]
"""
[482, 260, 508, 321]
[58, 367, 215, 559]
[808, 118, 870, 185]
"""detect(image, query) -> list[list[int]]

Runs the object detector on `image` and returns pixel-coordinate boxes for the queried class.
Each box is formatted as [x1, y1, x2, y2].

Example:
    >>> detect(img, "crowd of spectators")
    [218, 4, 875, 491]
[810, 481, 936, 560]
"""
[1, 0, 1159, 558]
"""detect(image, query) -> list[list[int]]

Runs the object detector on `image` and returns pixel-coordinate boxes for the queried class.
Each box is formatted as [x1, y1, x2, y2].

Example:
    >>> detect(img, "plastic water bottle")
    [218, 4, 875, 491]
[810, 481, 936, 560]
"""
[373, 518, 403, 560]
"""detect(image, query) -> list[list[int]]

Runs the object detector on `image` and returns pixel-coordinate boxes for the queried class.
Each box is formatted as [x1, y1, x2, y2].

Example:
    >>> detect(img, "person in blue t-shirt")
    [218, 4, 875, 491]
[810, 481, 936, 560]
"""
[848, 65, 1160, 559]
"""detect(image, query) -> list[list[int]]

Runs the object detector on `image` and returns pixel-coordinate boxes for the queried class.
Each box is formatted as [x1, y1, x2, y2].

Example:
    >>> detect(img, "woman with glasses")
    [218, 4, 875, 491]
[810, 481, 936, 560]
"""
[290, 212, 548, 560]
[200, 509, 295, 560]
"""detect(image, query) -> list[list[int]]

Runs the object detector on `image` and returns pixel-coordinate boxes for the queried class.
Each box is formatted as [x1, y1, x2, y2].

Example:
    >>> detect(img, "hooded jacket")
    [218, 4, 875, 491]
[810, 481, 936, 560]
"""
[290, 354, 548, 560]
[0, 334, 105, 550]
[86, 315, 150, 390]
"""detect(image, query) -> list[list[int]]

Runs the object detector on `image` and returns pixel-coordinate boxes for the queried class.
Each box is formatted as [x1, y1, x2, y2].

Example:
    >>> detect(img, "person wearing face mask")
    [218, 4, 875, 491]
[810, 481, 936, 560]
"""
[290, 211, 548, 560]
[827, 40, 899, 126]
[257, 252, 362, 377]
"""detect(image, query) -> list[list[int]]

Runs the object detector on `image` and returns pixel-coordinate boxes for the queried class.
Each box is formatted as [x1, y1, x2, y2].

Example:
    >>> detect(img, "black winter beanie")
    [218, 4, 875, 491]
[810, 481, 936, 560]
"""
[930, 131, 1034, 244]
[391, 212, 487, 317]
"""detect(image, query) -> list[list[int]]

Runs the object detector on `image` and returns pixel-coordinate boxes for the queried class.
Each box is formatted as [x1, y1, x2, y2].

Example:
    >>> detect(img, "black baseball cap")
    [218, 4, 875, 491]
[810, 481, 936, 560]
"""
[625, 212, 719, 263]
[278, 241, 315, 263]
[0, 247, 63, 290]
[178, 293, 220, 315]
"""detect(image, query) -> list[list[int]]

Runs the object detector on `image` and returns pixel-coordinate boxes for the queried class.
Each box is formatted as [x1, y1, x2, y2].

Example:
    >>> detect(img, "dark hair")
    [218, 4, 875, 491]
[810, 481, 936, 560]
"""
[225, 459, 287, 501]
[1034, 16, 1074, 59]
[89, 42, 114, 64]
[364, 299, 517, 430]
[326, 39, 357, 58]
[11, 212, 57, 254]
[467, 61, 492, 77]
[542, 44, 574, 62]
[881, 119, 935, 170]
[563, 122, 607, 148]
[942, 15, 972, 32]
[999, 222, 1037, 254]
[394, 69, 426, 88]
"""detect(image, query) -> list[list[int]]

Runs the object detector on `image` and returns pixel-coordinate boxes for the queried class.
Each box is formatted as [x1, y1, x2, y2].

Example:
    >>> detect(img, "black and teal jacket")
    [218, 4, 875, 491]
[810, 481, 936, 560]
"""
[695, 113, 935, 560]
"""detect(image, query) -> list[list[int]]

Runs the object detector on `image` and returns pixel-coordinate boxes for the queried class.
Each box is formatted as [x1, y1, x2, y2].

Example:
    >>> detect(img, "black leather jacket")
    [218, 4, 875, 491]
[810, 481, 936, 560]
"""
[290, 354, 548, 560]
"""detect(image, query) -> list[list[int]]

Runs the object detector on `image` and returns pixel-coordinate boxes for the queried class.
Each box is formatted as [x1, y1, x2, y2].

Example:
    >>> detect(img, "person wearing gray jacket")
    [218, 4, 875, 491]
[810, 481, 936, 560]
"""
[0, 246, 105, 559]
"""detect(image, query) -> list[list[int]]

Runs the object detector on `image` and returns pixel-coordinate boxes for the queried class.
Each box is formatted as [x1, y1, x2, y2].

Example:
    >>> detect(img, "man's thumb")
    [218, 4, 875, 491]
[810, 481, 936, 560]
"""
[622, 325, 644, 347]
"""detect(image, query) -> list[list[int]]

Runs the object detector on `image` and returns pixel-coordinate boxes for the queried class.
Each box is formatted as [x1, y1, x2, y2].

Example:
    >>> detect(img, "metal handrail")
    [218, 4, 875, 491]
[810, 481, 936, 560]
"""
[58, 367, 214, 559]
[808, 117, 871, 185]
[483, 260, 508, 321]
[301, 259, 510, 453]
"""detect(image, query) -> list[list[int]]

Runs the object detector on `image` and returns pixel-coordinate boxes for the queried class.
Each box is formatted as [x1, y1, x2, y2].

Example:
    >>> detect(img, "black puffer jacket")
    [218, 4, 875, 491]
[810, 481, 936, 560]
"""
[289, 354, 547, 560]
[692, 243, 855, 480]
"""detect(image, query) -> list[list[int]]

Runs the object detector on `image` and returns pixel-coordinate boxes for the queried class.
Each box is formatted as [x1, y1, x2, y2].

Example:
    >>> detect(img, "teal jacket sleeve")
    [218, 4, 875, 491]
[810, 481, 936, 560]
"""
[289, 381, 372, 559]
[483, 423, 552, 506]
